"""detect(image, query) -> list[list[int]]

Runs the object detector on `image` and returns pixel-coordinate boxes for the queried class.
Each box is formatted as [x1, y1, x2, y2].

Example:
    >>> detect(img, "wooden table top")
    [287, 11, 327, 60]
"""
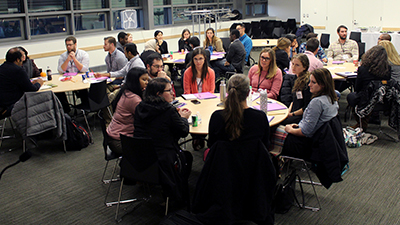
[38, 74, 110, 93]
[324, 62, 358, 80]
[177, 93, 288, 135]
[163, 51, 225, 64]
[252, 39, 278, 48]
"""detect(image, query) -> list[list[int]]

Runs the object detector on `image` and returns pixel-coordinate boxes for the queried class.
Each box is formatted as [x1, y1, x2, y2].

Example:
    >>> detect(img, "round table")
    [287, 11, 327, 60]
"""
[325, 62, 358, 80]
[162, 51, 225, 64]
[38, 74, 111, 93]
[177, 93, 289, 135]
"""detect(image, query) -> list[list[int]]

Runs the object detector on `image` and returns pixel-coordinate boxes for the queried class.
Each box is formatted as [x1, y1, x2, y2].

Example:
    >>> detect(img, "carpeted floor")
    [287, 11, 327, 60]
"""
[1, 87, 400, 225]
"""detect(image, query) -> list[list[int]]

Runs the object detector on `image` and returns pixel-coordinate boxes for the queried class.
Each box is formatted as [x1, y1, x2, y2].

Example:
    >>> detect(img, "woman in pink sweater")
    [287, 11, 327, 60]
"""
[248, 48, 283, 99]
[184, 48, 215, 94]
[106, 67, 150, 155]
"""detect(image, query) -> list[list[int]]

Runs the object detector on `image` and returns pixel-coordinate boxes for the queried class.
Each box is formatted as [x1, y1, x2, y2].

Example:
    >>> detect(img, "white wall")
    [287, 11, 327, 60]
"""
[268, 0, 300, 22]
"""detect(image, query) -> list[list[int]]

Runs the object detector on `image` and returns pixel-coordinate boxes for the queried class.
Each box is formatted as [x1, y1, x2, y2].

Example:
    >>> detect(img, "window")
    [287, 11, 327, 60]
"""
[0, 19, 22, 39]
[0, 1, 23, 14]
[75, 13, 106, 31]
[30, 17, 68, 36]
[28, 0, 68, 12]
[73, 0, 106, 10]
[154, 8, 172, 26]
[246, 0, 268, 16]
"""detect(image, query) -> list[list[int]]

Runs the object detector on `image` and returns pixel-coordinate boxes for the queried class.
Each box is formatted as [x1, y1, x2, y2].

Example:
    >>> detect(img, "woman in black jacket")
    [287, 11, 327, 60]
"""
[272, 37, 291, 75]
[134, 78, 193, 205]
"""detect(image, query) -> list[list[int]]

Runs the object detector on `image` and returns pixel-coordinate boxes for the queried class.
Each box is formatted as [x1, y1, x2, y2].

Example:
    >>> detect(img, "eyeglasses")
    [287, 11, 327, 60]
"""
[194, 57, 205, 61]
[152, 65, 163, 69]
[66, 44, 74, 47]
[163, 89, 173, 93]
[260, 56, 271, 61]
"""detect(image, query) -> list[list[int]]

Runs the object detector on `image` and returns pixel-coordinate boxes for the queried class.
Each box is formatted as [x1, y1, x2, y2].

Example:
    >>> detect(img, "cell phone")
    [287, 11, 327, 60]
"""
[191, 99, 201, 105]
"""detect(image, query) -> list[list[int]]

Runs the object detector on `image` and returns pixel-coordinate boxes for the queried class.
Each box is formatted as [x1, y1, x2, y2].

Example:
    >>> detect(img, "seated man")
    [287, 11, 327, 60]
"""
[116, 31, 128, 53]
[212, 29, 246, 79]
[236, 23, 253, 65]
[327, 25, 359, 62]
[0, 47, 43, 118]
[298, 33, 328, 63]
[95, 43, 145, 80]
[58, 36, 90, 74]
[184, 36, 210, 68]
[103, 36, 128, 73]
[146, 53, 176, 96]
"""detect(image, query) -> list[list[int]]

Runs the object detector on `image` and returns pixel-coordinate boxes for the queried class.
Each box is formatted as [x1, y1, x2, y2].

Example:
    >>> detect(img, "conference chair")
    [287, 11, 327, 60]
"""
[0, 116, 16, 150]
[279, 116, 349, 211]
[220, 37, 231, 53]
[98, 112, 120, 185]
[73, 80, 112, 143]
[358, 42, 366, 60]
[287, 18, 297, 34]
[11, 91, 67, 152]
[250, 21, 262, 39]
[350, 31, 362, 43]
[193, 139, 276, 224]
[243, 22, 251, 36]
[105, 135, 168, 222]
[262, 21, 275, 38]
[320, 33, 330, 49]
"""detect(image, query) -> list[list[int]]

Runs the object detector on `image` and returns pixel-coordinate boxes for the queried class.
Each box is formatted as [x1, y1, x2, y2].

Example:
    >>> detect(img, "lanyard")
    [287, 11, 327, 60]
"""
[257, 73, 267, 90]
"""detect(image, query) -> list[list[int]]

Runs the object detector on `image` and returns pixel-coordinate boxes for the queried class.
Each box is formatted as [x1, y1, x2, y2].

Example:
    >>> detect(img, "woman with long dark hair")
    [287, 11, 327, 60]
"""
[106, 67, 150, 155]
[208, 74, 270, 148]
[178, 28, 192, 52]
[347, 45, 391, 130]
[248, 48, 282, 99]
[282, 68, 339, 159]
[203, 28, 224, 52]
[154, 30, 168, 54]
[134, 78, 193, 205]
[183, 48, 215, 94]
[280, 53, 312, 125]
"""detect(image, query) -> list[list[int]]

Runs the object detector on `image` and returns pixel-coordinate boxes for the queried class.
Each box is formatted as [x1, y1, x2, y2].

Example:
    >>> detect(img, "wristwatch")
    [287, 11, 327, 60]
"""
[292, 112, 296, 116]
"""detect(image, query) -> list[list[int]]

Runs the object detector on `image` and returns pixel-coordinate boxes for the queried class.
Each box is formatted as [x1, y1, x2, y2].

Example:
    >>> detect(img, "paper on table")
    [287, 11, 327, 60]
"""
[253, 102, 286, 111]
[335, 72, 357, 78]
[332, 61, 345, 64]
[194, 92, 217, 100]
[39, 84, 52, 90]
[252, 92, 260, 102]
[174, 59, 185, 63]
[63, 72, 79, 76]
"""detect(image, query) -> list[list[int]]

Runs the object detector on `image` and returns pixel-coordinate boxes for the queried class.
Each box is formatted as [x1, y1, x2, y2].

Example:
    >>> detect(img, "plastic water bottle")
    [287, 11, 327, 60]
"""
[220, 80, 226, 102]
[247, 86, 253, 107]
[196, 111, 202, 124]
[46, 66, 52, 81]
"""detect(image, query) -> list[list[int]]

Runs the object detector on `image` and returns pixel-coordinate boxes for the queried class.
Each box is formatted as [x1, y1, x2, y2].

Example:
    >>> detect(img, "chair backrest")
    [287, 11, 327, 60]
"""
[243, 22, 251, 36]
[98, 112, 119, 160]
[320, 33, 330, 48]
[358, 42, 365, 60]
[120, 134, 159, 184]
[220, 37, 231, 53]
[251, 21, 262, 39]
[350, 31, 361, 43]
[88, 80, 110, 111]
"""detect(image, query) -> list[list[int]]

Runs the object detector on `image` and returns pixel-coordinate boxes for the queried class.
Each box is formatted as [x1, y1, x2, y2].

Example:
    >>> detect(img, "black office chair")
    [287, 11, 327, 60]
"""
[98, 112, 120, 185]
[358, 42, 366, 60]
[262, 21, 275, 38]
[350, 31, 362, 43]
[287, 18, 297, 34]
[73, 80, 112, 142]
[320, 33, 330, 49]
[220, 37, 231, 53]
[251, 21, 262, 39]
[106, 135, 168, 222]
[243, 22, 251, 36]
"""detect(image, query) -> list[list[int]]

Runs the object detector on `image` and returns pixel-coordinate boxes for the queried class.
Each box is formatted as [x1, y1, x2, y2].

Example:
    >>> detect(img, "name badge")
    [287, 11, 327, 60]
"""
[296, 91, 303, 99]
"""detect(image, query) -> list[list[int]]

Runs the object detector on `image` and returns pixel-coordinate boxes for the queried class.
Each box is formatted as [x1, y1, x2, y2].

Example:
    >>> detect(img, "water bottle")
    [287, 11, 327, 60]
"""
[220, 80, 226, 102]
[260, 89, 268, 115]
[247, 86, 253, 107]
[208, 45, 213, 55]
[46, 66, 52, 81]
[196, 111, 202, 124]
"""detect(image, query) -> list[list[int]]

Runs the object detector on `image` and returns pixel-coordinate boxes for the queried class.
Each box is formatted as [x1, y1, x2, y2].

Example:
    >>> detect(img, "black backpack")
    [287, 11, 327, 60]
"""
[64, 114, 91, 151]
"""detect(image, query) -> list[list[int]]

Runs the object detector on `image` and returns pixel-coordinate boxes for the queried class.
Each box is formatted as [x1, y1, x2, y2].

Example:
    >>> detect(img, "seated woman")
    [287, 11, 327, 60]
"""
[273, 37, 291, 75]
[248, 48, 282, 99]
[140, 39, 161, 64]
[154, 30, 168, 54]
[18, 47, 41, 79]
[347, 45, 391, 130]
[178, 29, 192, 52]
[134, 78, 193, 205]
[106, 68, 150, 155]
[183, 48, 215, 94]
[280, 54, 312, 125]
[193, 74, 274, 224]
[203, 28, 224, 53]
[379, 40, 400, 83]
[183, 48, 215, 150]
[282, 68, 339, 160]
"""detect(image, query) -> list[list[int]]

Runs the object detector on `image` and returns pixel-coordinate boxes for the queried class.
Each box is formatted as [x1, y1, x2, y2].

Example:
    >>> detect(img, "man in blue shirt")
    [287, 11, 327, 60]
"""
[236, 23, 253, 65]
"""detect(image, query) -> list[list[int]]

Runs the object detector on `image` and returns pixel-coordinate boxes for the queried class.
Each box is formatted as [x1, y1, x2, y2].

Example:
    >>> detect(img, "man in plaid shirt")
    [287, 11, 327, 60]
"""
[326, 25, 359, 62]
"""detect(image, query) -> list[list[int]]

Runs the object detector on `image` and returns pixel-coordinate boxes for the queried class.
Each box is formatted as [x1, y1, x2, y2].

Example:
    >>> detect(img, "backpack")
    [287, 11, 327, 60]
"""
[65, 114, 91, 151]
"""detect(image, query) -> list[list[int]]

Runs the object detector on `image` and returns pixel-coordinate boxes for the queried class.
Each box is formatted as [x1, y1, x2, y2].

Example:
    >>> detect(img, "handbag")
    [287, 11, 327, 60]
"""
[273, 170, 304, 214]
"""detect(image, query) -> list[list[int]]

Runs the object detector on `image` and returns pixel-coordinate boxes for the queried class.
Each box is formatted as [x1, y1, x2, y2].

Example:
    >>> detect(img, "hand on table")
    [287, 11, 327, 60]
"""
[32, 78, 44, 86]
[94, 73, 109, 78]
[179, 108, 192, 119]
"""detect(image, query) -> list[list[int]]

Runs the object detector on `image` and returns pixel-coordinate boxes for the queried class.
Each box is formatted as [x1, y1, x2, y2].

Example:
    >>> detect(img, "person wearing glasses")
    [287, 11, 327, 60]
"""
[134, 77, 193, 207]
[377, 33, 391, 44]
[183, 48, 215, 94]
[58, 36, 89, 74]
[248, 48, 282, 99]
[326, 25, 359, 62]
